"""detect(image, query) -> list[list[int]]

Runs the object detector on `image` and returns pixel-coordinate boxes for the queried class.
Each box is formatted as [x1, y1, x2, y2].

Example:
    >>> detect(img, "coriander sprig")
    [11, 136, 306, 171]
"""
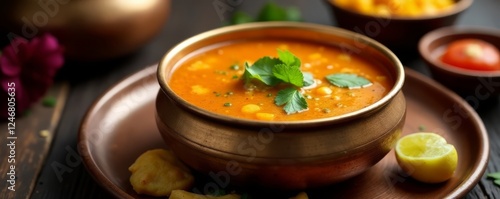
[241, 49, 373, 115]
[275, 88, 307, 114]
[228, 1, 302, 25]
[487, 172, 500, 187]
[326, 73, 372, 89]
[243, 49, 307, 114]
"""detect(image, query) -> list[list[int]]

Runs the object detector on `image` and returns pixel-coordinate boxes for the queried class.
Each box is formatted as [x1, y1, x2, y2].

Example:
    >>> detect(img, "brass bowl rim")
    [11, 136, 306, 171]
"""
[157, 21, 404, 127]
[326, 0, 473, 21]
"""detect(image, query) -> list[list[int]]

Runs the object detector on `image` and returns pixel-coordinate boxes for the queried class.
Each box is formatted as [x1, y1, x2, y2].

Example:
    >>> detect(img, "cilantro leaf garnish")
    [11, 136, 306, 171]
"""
[273, 63, 303, 87]
[487, 172, 500, 179]
[302, 72, 314, 87]
[256, 2, 302, 22]
[326, 73, 372, 89]
[228, 1, 302, 26]
[243, 57, 281, 86]
[278, 49, 301, 67]
[275, 88, 307, 114]
[230, 11, 254, 25]
[242, 49, 308, 114]
[487, 172, 500, 187]
[273, 50, 303, 87]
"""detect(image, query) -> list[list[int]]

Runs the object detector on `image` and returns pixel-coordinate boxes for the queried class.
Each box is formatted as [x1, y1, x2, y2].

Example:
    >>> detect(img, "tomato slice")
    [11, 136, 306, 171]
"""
[440, 39, 500, 71]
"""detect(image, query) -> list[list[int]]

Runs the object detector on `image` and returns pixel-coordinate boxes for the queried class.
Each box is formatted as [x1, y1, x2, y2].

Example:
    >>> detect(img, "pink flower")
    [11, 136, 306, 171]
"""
[0, 33, 64, 118]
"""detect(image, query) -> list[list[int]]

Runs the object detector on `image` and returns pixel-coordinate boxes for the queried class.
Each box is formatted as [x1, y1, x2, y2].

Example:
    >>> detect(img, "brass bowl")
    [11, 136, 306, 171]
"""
[324, 0, 473, 55]
[0, 0, 171, 61]
[155, 22, 406, 190]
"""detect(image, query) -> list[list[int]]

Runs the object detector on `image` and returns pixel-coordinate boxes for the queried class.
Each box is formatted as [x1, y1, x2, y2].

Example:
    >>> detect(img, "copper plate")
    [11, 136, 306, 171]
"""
[79, 65, 488, 199]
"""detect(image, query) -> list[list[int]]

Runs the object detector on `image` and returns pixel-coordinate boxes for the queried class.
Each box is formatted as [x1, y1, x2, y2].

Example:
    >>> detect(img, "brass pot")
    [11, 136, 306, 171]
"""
[155, 22, 406, 190]
[0, 0, 170, 61]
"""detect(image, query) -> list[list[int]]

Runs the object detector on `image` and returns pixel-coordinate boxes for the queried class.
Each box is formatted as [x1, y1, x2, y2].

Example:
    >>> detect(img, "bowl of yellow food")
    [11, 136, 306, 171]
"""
[325, 0, 473, 54]
[155, 22, 406, 190]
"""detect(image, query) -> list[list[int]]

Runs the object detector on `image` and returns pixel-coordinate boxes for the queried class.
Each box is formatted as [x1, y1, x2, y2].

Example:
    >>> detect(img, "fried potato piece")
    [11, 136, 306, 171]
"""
[289, 192, 309, 199]
[170, 190, 241, 199]
[128, 149, 194, 197]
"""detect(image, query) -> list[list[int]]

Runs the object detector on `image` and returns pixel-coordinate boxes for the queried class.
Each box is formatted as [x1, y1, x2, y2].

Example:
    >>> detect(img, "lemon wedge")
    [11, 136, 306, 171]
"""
[395, 132, 458, 183]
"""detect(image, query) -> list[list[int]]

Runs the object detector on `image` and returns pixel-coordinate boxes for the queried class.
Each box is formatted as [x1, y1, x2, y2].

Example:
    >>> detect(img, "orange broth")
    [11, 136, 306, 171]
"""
[168, 39, 393, 121]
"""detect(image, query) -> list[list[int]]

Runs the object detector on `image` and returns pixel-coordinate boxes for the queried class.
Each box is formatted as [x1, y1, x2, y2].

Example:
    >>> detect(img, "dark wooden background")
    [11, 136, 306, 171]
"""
[1, 0, 499, 198]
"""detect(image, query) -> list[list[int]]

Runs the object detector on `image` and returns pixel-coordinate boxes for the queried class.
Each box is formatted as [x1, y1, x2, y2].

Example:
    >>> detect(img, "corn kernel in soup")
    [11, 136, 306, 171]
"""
[168, 39, 393, 121]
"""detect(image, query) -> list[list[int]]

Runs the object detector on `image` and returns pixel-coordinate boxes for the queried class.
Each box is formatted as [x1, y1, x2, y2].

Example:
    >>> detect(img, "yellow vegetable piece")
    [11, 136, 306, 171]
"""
[128, 149, 194, 196]
[241, 104, 261, 114]
[350, 0, 374, 14]
[316, 86, 333, 96]
[333, 0, 455, 17]
[395, 132, 458, 183]
[289, 192, 309, 199]
[191, 85, 210, 95]
[188, 60, 211, 71]
[337, 53, 351, 61]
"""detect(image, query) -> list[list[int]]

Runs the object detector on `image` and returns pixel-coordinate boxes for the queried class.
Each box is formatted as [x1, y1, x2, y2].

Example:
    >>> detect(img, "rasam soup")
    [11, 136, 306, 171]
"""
[168, 39, 393, 121]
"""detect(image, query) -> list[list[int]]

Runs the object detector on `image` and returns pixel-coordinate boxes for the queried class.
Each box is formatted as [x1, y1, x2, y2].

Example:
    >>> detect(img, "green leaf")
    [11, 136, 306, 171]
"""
[487, 172, 500, 179]
[242, 49, 308, 114]
[226, 1, 302, 26]
[242, 63, 259, 84]
[256, 2, 288, 21]
[275, 88, 307, 114]
[277, 49, 300, 67]
[303, 72, 314, 87]
[243, 57, 281, 86]
[326, 73, 372, 89]
[273, 49, 303, 87]
[285, 7, 302, 21]
[42, 96, 57, 107]
[273, 64, 303, 87]
[230, 11, 254, 25]
[495, 180, 500, 187]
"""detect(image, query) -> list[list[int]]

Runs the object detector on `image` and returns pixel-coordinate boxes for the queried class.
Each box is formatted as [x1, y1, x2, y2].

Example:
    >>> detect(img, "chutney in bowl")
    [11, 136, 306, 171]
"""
[155, 22, 406, 190]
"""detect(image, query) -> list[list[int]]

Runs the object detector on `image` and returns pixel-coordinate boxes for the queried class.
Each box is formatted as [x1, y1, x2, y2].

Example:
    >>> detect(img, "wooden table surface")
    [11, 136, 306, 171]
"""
[1, 0, 499, 198]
